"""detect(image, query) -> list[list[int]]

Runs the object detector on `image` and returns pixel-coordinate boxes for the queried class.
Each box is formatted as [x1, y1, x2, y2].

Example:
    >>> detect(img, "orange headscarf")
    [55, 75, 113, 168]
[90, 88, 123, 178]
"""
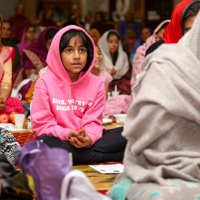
[89, 28, 101, 45]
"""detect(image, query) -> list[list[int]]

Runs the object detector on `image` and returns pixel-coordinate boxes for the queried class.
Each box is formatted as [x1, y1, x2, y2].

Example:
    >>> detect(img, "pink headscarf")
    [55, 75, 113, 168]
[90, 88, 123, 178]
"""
[17, 26, 29, 55]
[131, 20, 170, 86]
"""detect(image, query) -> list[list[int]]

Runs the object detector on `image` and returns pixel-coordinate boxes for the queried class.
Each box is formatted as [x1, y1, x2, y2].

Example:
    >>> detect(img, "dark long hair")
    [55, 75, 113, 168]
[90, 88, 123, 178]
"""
[181, 0, 200, 35]
[107, 31, 120, 65]
[59, 29, 93, 72]
[0, 15, 3, 52]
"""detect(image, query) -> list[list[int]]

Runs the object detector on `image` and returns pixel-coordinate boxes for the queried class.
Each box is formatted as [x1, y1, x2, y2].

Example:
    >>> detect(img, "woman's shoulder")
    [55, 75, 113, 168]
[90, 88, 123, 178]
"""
[145, 39, 165, 57]
[1, 46, 15, 63]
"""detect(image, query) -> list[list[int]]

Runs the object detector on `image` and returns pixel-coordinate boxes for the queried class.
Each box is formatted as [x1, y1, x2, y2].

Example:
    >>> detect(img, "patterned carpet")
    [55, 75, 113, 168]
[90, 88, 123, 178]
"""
[12, 131, 34, 147]
[10, 130, 119, 195]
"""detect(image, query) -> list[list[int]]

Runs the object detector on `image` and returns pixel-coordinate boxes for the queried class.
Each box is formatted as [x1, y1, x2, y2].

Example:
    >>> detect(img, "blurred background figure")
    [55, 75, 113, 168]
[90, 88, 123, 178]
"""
[90, 11, 109, 35]
[62, 8, 84, 28]
[17, 25, 41, 56]
[130, 27, 152, 62]
[13, 26, 59, 100]
[117, 11, 141, 41]
[1, 20, 19, 47]
[131, 20, 170, 87]
[89, 28, 101, 45]
[1, 20, 20, 73]
[99, 30, 131, 95]
[8, 3, 31, 41]
[38, 9, 58, 27]
[0, 14, 23, 115]
[84, 14, 93, 32]
[121, 29, 138, 61]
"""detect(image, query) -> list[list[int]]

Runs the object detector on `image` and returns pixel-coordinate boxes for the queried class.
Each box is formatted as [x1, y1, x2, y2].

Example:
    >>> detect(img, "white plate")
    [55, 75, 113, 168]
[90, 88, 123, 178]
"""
[103, 118, 112, 125]
[0, 123, 24, 130]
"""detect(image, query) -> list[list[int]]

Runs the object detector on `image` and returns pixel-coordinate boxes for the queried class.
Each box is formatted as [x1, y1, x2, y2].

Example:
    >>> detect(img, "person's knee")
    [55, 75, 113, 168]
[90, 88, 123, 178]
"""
[37, 135, 49, 143]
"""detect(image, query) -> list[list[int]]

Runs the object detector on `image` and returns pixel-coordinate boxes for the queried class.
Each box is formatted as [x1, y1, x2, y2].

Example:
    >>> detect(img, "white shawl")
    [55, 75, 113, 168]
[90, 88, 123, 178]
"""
[98, 30, 129, 80]
[122, 11, 200, 185]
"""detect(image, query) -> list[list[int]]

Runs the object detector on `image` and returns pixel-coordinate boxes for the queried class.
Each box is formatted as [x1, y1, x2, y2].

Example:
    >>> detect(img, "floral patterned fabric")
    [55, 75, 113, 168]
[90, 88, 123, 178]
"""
[25, 77, 39, 103]
[108, 172, 200, 200]
[0, 127, 20, 164]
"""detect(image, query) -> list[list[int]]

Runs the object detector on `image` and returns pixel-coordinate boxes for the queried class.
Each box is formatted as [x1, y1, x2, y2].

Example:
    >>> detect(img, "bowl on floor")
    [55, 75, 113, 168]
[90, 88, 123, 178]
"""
[113, 114, 127, 123]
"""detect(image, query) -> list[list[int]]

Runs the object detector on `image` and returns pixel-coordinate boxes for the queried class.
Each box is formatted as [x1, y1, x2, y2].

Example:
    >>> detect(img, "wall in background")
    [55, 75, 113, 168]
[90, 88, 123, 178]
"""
[0, 0, 20, 20]
[173, 0, 182, 8]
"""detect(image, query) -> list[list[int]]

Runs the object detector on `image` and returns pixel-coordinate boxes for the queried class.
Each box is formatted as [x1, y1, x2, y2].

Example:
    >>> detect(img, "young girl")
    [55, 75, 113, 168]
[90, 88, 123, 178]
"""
[90, 45, 112, 99]
[31, 25, 126, 164]
[91, 46, 132, 118]
[98, 30, 131, 95]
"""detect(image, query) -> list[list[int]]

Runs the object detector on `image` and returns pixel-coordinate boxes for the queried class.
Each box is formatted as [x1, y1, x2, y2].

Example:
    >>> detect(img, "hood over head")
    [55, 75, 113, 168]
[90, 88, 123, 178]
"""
[162, 0, 195, 43]
[46, 25, 96, 84]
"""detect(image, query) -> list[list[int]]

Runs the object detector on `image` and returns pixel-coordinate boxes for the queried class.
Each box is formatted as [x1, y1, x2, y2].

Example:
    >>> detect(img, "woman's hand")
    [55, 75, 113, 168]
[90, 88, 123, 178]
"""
[0, 96, 6, 110]
[69, 127, 92, 148]
[0, 96, 6, 104]
[108, 67, 116, 76]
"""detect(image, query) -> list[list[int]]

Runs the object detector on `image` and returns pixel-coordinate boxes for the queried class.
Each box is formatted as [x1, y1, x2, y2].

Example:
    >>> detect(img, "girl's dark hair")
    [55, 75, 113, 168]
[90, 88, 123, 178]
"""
[181, 0, 200, 35]
[59, 29, 93, 72]
[107, 31, 120, 65]
[156, 22, 169, 35]
[45, 28, 59, 42]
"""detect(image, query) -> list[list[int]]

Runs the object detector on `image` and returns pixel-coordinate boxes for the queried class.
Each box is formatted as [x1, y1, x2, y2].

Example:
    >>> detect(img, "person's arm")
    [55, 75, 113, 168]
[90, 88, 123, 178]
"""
[31, 79, 73, 141]
[105, 83, 109, 100]
[81, 81, 106, 146]
[0, 58, 12, 110]
[115, 52, 129, 78]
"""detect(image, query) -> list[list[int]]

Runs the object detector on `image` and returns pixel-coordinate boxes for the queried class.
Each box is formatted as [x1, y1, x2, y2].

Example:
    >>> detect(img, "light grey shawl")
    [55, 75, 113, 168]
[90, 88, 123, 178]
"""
[122, 11, 200, 186]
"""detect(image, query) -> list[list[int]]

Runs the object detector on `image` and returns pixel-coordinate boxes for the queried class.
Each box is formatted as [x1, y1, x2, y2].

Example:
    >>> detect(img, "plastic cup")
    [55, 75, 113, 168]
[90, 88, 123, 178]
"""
[14, 114, 25, 129]
[111, 91, 119, 98]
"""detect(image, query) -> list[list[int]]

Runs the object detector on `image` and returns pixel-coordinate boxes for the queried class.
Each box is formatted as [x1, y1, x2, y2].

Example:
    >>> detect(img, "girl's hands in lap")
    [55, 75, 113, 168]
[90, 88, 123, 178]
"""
[69, 128, 92, 148]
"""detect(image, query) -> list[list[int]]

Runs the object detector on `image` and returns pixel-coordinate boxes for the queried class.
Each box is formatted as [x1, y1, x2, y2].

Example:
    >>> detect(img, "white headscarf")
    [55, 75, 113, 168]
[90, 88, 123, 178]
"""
[98, 30, 129, 80]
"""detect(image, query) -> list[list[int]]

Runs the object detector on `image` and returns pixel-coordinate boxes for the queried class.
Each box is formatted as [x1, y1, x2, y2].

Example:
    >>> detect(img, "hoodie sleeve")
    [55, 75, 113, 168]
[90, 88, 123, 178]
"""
[31, 79, 72, 141]
[81, 81, 106, 146]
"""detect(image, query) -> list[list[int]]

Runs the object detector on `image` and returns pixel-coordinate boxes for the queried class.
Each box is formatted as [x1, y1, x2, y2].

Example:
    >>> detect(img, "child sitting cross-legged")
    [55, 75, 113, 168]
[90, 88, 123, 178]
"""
[31, 25, 127, 164]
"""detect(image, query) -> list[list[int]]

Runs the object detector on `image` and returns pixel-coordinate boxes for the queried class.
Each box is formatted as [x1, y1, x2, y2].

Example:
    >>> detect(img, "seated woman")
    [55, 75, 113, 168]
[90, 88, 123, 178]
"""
[91, 45, 132, 118]
[13, 26, 59, 100]
[129, 27, 152, 62]
[8, 3, 31, 41]
[107, 10, 200, 200]
[17, 24, 41, 56]
[0, 15, 23, 115]
[2, 20, 20, 74]
[98, 30, 131, 95]
[88, 28, 101, 45]
[131, 20, 170, 86]
[38, 9, 58, 27]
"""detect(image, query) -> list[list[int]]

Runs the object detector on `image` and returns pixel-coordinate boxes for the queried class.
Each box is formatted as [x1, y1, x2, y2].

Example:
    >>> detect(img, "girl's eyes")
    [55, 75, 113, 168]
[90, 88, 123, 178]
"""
[79, 48, 86, 53]
[66, 49, 72, 53]
[108, 40, 119, 44]
[64, 48, 86, 53]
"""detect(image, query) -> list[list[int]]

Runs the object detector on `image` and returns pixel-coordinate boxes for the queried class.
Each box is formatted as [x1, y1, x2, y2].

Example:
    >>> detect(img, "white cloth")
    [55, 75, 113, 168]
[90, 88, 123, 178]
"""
[98, 30, 129, 80]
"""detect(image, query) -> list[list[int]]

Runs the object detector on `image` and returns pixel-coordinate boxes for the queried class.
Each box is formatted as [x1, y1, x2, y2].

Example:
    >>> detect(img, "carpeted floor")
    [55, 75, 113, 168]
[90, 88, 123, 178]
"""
[11, 130, 119, 195]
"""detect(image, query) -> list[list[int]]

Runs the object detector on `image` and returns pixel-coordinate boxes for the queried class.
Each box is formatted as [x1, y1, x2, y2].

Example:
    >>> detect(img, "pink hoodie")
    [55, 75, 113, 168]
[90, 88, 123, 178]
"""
[31, 25, 106, 146]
